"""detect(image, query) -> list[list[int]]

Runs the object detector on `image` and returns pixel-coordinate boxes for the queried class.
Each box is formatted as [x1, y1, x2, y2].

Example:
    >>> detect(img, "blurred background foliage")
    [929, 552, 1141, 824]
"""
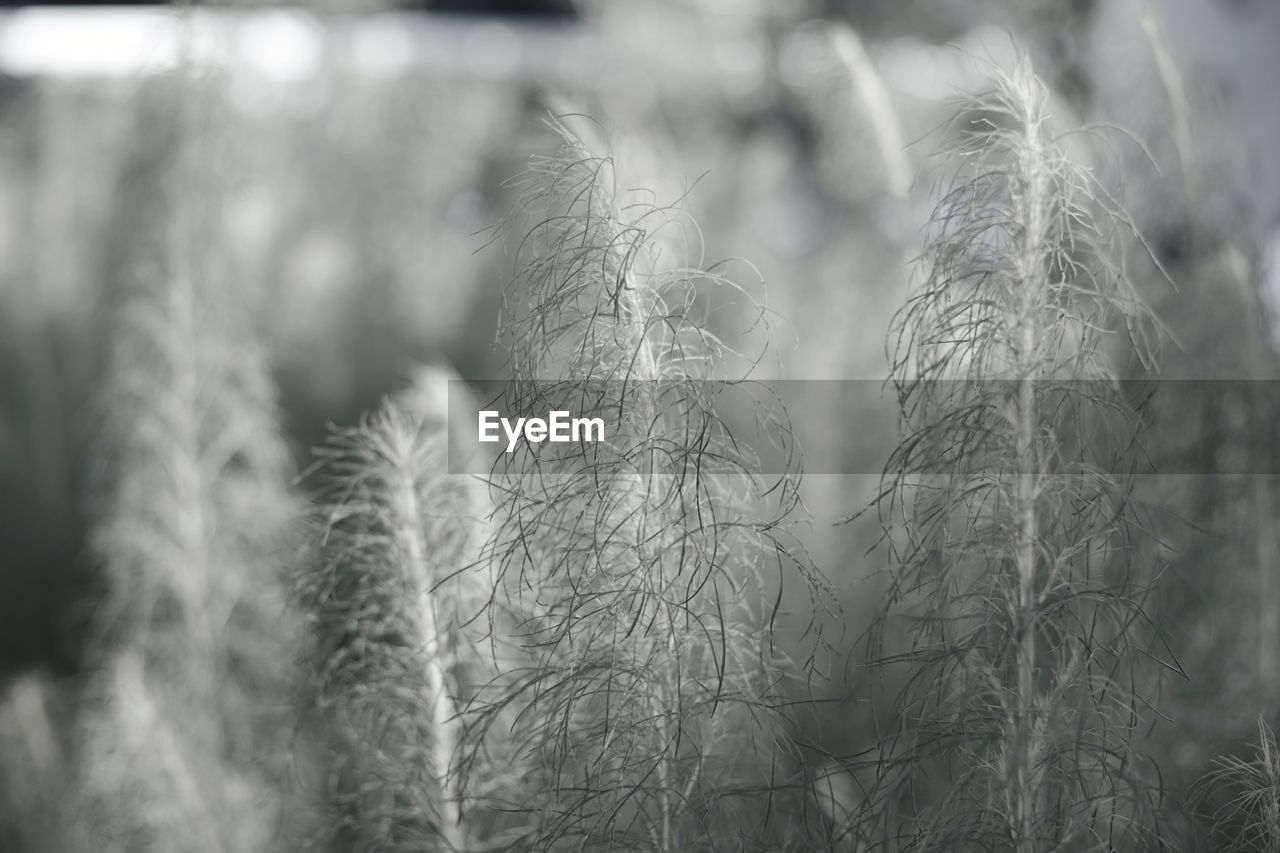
[0, 0, 1278, 849]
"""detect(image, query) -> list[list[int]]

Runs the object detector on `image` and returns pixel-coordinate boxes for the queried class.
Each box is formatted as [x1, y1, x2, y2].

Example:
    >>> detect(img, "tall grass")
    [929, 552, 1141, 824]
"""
[1194, 717, 1280, 852]
[295, 366, 505, 852]
[853, 56, 1166, 851]
[74, 67, 302, 851]
[475, 115, 829, 851]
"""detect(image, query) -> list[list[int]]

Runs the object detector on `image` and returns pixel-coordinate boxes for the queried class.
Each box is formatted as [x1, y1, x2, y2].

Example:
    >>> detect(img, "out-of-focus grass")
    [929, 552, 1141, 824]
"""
[0, 5, 1275, 850]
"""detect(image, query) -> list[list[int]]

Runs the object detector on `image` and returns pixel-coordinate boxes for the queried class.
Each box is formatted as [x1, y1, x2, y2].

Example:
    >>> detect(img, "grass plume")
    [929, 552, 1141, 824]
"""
[479, 114, 830, 851]
[295, 366, 503, 852]
[853, 55, 1167, 852]
[1194, 717, 1280, 852]
[75, 69, 302, 851]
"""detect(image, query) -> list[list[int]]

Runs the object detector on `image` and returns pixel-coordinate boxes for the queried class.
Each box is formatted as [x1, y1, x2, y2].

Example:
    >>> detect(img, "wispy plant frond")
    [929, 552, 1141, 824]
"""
[296, 366, 504, 852]
[75, 653, 276, 853]
[856, 55, 1167, 852]
[1194, 718, 1280, 853]
[77, 71, 303, 852]
[480, 115, 831, 852]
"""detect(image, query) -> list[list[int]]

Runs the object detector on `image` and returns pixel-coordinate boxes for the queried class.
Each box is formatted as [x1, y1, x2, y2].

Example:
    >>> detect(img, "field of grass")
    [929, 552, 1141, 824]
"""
[0, 3, 1278, 851]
